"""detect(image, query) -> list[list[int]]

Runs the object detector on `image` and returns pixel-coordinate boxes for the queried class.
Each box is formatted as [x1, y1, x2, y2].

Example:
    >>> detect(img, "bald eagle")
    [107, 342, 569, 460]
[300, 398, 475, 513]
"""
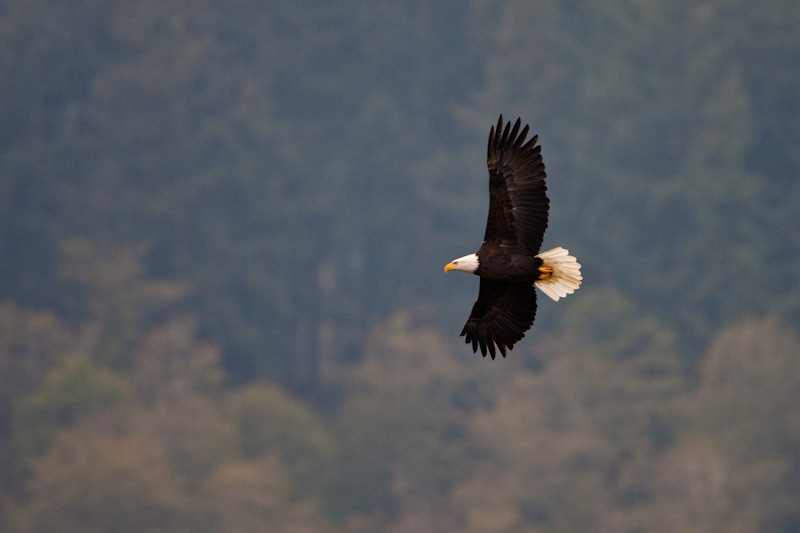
[444, 115, 582, 359]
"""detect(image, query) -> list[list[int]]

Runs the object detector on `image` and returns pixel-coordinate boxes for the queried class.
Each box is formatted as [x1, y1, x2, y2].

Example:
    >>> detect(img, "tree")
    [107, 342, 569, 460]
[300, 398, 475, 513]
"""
[691, 317, 800, 530]
[0, 303, 76, 508]
[225, 383, 337, 499]
[13, 355, 128, 455]
[328, 312, 485, 528]
[11, 422, 205, 533]
[58, 239, 189, 367]
[202, 456, 329, 533]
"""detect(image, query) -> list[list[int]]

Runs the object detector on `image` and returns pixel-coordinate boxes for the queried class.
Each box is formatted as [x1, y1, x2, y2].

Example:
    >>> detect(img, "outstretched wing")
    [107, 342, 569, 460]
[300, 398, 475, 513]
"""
[483, 115, 549, 255]
[460, 279, 538, 359]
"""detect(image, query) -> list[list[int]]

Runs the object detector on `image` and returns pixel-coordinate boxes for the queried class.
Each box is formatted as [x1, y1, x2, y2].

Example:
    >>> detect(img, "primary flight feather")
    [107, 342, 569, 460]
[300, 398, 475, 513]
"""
[444, 115, 582, 359]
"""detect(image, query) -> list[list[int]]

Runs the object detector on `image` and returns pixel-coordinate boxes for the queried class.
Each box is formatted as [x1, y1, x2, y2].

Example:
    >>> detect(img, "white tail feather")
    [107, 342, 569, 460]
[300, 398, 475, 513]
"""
[534, 247, 582, 302]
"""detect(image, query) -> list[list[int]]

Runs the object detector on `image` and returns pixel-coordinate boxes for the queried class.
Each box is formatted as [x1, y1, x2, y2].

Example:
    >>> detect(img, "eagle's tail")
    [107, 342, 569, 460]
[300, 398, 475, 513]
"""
[534, 247, 582, 302]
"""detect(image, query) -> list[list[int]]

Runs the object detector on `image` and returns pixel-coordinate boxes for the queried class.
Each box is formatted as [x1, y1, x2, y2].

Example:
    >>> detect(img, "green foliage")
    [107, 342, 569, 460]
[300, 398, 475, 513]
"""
[326, 312, 486, 521]
[557, 288, 679, 362]
[0, 303, 74, 401]
[3, 0, 799, 379]
[200, 456, 329, 532]
[689, 318, 800, 530]
[464, 0, 800, 349]
[226, 384, 337, 498]
[1, 0, 799, 530]
[58, 239, 190, 368]
[14, 356, 129, 455]
[12, 425, 207, 533]
[0, 304, 77, 500]
[696, 318, 800, 456]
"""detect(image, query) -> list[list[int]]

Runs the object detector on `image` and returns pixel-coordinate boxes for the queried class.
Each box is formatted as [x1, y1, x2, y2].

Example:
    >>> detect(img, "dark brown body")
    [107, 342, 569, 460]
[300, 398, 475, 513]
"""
[475, 247, 544, 283]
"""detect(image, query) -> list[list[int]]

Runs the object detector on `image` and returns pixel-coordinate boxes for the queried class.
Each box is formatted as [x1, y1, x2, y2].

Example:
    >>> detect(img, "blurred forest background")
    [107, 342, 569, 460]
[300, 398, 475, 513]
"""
[2, 0, 800, 531]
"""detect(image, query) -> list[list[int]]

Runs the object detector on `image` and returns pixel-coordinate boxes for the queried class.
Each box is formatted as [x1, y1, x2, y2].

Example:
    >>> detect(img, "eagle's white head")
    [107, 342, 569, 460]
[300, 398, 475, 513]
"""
[444, 253, 479, 274]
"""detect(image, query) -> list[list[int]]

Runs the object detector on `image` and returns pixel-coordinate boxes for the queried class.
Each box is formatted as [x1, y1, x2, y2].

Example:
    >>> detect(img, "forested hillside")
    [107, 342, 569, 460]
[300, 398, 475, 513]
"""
[2, 1, 799, 531]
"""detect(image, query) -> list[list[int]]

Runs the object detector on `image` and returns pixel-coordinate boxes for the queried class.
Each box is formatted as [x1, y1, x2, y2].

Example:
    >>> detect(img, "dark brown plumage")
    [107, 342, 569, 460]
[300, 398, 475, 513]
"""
[445, 115, 581, 359]
[483, 115, 549, 255]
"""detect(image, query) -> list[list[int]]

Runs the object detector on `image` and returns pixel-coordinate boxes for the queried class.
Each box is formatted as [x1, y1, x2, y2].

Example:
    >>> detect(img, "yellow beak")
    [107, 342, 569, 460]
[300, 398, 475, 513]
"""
[444, 262, 456, 273]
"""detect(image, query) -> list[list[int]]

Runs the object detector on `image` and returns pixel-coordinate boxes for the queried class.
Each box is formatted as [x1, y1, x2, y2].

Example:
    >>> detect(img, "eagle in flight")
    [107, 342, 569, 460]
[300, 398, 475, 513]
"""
[445, 115, 582, 358]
